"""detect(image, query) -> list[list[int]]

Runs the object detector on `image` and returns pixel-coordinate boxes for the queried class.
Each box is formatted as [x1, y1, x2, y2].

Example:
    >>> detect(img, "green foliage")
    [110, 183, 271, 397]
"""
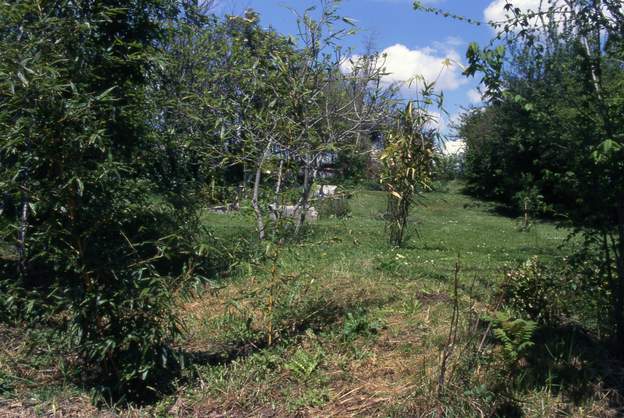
[380, 99, 437, 246]
[513, 180, 549, 231]
[401, 297, 423, 316]
[374, 251, 411, 276]
[502, 257, 571, 325]
[341, 309, 382, 341]
[501, 252, 613, 335]
[458, 0, 624, 345]
[464, 43, 506, 101]
[432, 152, 464, 181]
[334, 148, 372, 183]
[0, 0, 208, 399]
[2, 184, 581, 414]
[285, 347, 324, 381]
[209, 304, 258, 348]
[486, 311, 536, 364]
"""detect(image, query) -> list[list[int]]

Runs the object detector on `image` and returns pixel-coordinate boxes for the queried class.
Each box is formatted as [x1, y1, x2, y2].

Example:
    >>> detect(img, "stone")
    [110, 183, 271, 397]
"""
[268, 204, 318, 222]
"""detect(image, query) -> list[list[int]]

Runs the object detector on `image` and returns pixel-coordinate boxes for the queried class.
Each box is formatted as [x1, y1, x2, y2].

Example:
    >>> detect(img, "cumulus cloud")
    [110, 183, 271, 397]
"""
[484, 0, 550, 24]
[382, 44, 466, 91]
[343, 42, 467, 93]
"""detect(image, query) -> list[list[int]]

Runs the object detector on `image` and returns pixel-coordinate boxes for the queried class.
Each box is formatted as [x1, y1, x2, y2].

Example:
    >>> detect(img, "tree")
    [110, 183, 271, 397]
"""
[0, 0, 205, 397]
[455, 0, 624, 348]
[222, 11, 299, 240]
[380, 87, 439, 246]
[282, 1, 392, 235]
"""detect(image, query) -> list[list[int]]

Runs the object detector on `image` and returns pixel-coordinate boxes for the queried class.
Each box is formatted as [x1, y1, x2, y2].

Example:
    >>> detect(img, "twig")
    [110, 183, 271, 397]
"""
[437, 254, 461, 400]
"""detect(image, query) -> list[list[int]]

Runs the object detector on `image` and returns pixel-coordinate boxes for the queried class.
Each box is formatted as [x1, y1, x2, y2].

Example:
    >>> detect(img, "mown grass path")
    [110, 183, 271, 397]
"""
[1, 182, 579, 417]
[177, 182, 572, 416]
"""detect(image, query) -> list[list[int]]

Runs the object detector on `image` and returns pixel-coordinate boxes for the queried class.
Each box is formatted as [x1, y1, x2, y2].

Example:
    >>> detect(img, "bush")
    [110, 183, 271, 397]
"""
[0, 0, 207, 401]
[502, 252, 615, 338]
[501, 257, 567, 324]
[502, 257, 584, 326]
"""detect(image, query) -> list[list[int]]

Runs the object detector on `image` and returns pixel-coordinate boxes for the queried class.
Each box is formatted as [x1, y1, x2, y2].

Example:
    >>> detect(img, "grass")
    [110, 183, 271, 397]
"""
[2, 181, 621, 417]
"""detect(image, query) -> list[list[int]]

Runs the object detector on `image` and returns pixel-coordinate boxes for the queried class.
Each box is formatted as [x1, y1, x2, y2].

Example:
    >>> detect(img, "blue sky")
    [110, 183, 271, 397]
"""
[214, 0, 527, 134]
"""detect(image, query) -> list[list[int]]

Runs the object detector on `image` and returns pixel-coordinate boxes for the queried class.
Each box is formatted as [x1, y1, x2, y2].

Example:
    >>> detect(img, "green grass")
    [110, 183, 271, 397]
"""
[173, 180, 589, 416]
[198, 181, 569, 302]
[3, 181, 616, 417]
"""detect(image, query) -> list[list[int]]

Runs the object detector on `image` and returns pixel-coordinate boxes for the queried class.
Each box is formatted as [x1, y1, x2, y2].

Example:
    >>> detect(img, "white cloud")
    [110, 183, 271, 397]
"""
[373, 43, 467, 92]
[484, 0, 545, 24]
[443, 139, 465, 155]
[370, 0, 442, 3]
[485, 0, 621, 31]
[426, 111, 445, 131]
[467, 88, 483, 104]
[483, 0, 584, 32]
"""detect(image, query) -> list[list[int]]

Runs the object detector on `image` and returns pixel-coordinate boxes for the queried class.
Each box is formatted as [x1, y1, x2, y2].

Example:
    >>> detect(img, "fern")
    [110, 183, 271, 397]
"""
[487, 311, 536, 363]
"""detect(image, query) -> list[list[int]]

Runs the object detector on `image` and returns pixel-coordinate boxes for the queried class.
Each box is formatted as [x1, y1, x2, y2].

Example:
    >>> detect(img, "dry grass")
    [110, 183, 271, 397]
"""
[2, 184, 622, 417]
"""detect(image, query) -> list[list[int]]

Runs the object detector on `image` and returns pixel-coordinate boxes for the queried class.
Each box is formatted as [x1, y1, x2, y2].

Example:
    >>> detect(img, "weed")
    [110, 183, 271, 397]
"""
[285, 348, 324, 381]
[342, 309, 383, 341]
[486, 311, 536, 364]
[401, 298, 423, 316]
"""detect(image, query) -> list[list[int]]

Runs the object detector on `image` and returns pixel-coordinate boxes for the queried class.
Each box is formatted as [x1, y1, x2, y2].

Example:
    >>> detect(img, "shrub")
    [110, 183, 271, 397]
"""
[501, 257, 568, 324]
[502, 253, 614, 337]
[380, 100, 437, 246]
[0, 0, 206, 400]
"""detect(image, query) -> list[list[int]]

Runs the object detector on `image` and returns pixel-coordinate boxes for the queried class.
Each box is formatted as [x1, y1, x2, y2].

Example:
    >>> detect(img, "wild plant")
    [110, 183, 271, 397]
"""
[380, 81, 441, 246]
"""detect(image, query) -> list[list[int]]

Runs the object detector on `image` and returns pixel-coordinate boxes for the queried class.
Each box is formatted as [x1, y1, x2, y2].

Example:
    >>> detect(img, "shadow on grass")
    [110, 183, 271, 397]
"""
[184, 297, 368, 368]
[76, 299, 359, 408]
[518, 324, 624, 410]
[488, 203, 522, 219]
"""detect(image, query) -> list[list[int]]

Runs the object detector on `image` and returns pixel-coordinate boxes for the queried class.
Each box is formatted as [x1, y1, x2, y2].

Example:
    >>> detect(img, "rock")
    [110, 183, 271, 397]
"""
[268, 204, 318, 222]
[207, 202, 239, 213]
[317, 185, 338, 197]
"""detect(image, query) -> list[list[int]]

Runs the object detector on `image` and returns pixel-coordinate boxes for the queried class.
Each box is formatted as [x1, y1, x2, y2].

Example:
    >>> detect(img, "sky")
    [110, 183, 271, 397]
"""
[212, 0, 537, 142]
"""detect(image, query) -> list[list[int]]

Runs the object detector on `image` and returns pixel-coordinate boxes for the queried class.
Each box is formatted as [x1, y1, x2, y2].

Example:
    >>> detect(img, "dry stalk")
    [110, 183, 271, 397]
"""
[437, 254, 461, 399]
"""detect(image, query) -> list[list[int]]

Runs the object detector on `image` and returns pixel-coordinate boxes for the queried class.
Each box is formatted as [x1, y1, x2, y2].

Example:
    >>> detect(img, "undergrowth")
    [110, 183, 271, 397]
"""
[1, 182, 621, 417]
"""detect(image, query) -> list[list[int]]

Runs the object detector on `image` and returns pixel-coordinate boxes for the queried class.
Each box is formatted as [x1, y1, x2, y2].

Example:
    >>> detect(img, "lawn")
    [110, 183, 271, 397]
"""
[4, 181, 610, 417]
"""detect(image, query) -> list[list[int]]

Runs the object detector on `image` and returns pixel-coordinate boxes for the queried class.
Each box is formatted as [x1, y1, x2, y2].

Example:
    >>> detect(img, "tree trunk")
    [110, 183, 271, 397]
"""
[252, 164, 265, 241]
[17, 187, 29, 277]
[271, 159, 284, 228]
[295, 159, 316, 235]
[274, 159, 284, 204]
[613, 201, 624, 351]
[252, 141, 273, 241]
